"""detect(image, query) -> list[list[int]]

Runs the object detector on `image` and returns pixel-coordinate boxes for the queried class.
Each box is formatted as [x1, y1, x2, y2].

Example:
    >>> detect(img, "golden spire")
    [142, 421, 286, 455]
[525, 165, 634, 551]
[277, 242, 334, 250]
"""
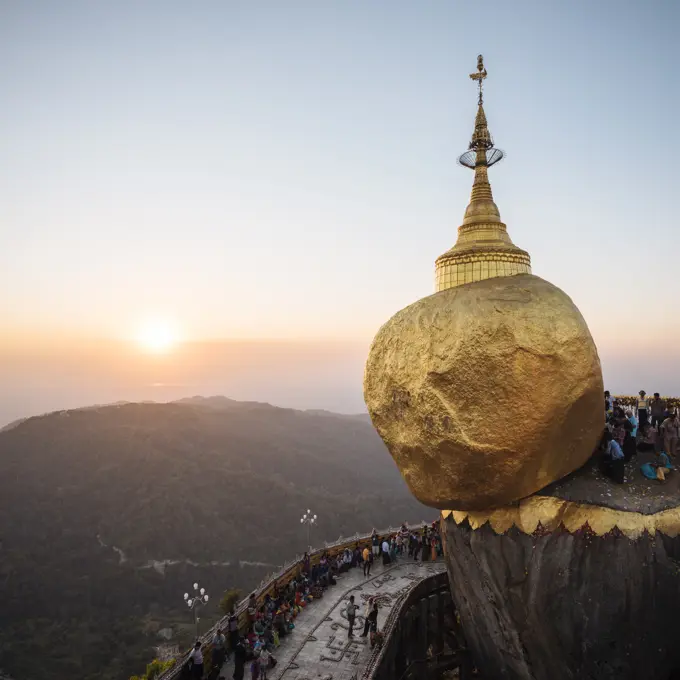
[435, 55, 531, 292]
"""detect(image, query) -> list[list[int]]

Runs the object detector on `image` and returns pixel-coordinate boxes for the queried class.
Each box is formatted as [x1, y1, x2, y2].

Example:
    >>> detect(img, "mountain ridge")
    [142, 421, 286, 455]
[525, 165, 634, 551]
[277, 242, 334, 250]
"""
[0, 397, 429, 680]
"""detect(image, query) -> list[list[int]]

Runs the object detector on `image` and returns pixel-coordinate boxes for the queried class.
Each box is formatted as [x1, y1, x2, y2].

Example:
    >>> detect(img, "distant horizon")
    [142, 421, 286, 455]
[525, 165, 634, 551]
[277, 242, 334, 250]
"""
[1, 335, 678, 428]
[0, 393, 370, 428]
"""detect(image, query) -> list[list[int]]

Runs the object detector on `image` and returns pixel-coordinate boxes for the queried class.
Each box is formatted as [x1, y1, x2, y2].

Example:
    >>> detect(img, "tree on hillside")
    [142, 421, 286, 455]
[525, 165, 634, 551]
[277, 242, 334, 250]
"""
[129, 658, 175, 680]
[219, 588, 243, 616]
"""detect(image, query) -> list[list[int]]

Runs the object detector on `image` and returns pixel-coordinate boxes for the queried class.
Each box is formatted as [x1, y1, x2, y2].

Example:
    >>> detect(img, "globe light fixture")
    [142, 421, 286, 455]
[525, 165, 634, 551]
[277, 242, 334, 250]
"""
[184, 582, 209, 640]
[300, 510, 318, 551]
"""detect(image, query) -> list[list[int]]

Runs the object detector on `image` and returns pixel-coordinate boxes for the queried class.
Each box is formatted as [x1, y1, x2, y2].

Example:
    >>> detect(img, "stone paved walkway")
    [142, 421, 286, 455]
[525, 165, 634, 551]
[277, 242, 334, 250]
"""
[219, 558, 446, 680]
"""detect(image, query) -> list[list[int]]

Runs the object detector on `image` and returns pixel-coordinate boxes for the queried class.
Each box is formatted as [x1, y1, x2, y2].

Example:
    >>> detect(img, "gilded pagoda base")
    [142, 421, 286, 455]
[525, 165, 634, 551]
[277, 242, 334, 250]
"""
[435, 246, 531, 290]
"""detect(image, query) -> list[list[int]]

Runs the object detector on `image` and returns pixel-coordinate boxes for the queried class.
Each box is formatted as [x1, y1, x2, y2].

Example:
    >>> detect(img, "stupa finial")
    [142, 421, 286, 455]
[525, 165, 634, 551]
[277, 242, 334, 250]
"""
[469, 54, 487, 106]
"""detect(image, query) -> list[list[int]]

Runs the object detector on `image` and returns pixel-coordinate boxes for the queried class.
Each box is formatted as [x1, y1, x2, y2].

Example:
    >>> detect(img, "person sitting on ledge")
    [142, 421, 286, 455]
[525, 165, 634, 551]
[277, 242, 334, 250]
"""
[600, 429, 625, 484]
[641, 452, 672, 482]
[637, 421, 657, 452]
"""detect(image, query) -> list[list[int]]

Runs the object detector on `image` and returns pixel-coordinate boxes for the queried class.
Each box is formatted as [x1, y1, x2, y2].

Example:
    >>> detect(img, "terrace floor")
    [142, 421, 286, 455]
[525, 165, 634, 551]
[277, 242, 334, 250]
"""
[219, 558, 446, 680]
[540, 448, 680, 514]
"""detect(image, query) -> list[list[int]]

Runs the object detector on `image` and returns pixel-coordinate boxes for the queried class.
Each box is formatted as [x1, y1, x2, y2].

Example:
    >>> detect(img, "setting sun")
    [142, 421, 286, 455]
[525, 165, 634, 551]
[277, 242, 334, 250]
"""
[136, 320, 178, 353]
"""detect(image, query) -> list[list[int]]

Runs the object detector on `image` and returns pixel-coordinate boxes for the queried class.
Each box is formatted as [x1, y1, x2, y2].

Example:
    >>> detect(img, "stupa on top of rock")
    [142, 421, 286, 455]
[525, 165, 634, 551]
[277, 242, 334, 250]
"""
[435, 54, 531, 291]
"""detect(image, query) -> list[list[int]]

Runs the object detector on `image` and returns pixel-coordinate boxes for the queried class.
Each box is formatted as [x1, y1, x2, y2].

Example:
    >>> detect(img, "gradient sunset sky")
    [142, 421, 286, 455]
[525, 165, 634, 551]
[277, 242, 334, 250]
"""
[1, 1, 678, 423]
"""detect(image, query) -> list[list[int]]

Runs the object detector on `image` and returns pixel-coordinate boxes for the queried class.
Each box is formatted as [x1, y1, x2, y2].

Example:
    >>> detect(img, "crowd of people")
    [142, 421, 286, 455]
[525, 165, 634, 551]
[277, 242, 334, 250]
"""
[183, 523, 443, 680]
[600, 390, 679, 483]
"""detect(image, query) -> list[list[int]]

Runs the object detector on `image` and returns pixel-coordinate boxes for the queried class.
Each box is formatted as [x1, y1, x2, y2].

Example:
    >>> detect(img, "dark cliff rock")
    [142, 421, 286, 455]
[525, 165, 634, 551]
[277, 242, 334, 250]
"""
[442, 513, 680, 680]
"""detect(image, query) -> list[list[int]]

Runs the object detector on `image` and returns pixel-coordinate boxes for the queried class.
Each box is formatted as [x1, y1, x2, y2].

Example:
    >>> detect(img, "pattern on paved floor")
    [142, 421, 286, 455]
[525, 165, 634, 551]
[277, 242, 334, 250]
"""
[219, 559, 445, 680]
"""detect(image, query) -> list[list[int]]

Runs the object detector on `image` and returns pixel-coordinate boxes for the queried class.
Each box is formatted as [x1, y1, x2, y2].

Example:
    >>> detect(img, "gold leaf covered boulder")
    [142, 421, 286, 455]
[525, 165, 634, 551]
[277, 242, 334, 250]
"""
[364, 273, 603, 510]
[364, 55, 604, 510]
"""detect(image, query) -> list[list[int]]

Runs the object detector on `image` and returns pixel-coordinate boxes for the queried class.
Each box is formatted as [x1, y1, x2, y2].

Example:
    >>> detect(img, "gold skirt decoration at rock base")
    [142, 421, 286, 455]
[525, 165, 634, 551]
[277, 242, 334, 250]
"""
[364, 274, 604, 510]
[442, 497, 680, 539]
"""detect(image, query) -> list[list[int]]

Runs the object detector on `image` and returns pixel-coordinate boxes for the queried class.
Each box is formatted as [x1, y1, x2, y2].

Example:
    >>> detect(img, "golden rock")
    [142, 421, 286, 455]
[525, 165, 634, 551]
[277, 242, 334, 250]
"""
[364, 274, 604, 510]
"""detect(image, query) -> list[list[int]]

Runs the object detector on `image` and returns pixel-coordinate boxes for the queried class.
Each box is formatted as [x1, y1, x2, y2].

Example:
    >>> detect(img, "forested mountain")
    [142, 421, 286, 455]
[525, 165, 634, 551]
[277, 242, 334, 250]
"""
[0, 398, 432, 680]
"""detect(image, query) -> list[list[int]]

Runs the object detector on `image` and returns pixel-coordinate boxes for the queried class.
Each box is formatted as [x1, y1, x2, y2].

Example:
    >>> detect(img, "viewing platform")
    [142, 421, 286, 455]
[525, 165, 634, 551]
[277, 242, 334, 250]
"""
[158, 523, 472, 680]
[217, 559, 448, 680]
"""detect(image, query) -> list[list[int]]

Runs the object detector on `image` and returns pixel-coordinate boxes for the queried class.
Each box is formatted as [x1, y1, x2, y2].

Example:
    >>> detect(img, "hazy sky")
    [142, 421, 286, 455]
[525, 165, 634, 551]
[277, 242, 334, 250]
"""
[1, 1, 679, 423]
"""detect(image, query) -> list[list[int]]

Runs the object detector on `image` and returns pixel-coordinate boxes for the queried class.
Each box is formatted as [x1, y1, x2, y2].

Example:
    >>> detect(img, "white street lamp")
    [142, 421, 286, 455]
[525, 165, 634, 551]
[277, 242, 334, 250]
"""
[184, 583, 209, 640]
[300, 510, 318, 551]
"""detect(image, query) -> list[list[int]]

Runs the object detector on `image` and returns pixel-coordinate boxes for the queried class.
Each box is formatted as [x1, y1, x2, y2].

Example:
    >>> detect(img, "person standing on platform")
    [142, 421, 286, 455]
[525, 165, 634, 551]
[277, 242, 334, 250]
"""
[228, 613, 239, 658]
[360, 596, 375, 637]
[371, 530, 380, 559]
[259, 648, 270, 680]
[249, 654, 260, 680]
[212, 629, 227, 670]
[604, 390, 613, 419]
[189, 641, 204, 680]
[637, 390, 650, 433]
[661, 411, 679, 458]
[362, 545, 372, 577]
[621, 413, 636, 461]
[420, 530, 429, 562]
[233, 638, 247, 680]
[345, 595, 359, 638]
[412, 532, 421, 561]
[381, 538, 390, 566]
[367, 602, 380, 648]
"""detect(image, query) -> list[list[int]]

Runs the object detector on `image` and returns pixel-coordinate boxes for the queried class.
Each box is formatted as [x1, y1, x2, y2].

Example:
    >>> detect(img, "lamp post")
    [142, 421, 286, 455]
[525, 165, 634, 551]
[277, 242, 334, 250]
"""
[183, 582, 209, 640]
[300, 509, 317, 551]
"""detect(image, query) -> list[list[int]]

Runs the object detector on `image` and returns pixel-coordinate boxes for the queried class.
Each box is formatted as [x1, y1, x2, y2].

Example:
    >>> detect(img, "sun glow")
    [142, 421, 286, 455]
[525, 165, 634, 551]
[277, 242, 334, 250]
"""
[136, 320, 178, 353]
